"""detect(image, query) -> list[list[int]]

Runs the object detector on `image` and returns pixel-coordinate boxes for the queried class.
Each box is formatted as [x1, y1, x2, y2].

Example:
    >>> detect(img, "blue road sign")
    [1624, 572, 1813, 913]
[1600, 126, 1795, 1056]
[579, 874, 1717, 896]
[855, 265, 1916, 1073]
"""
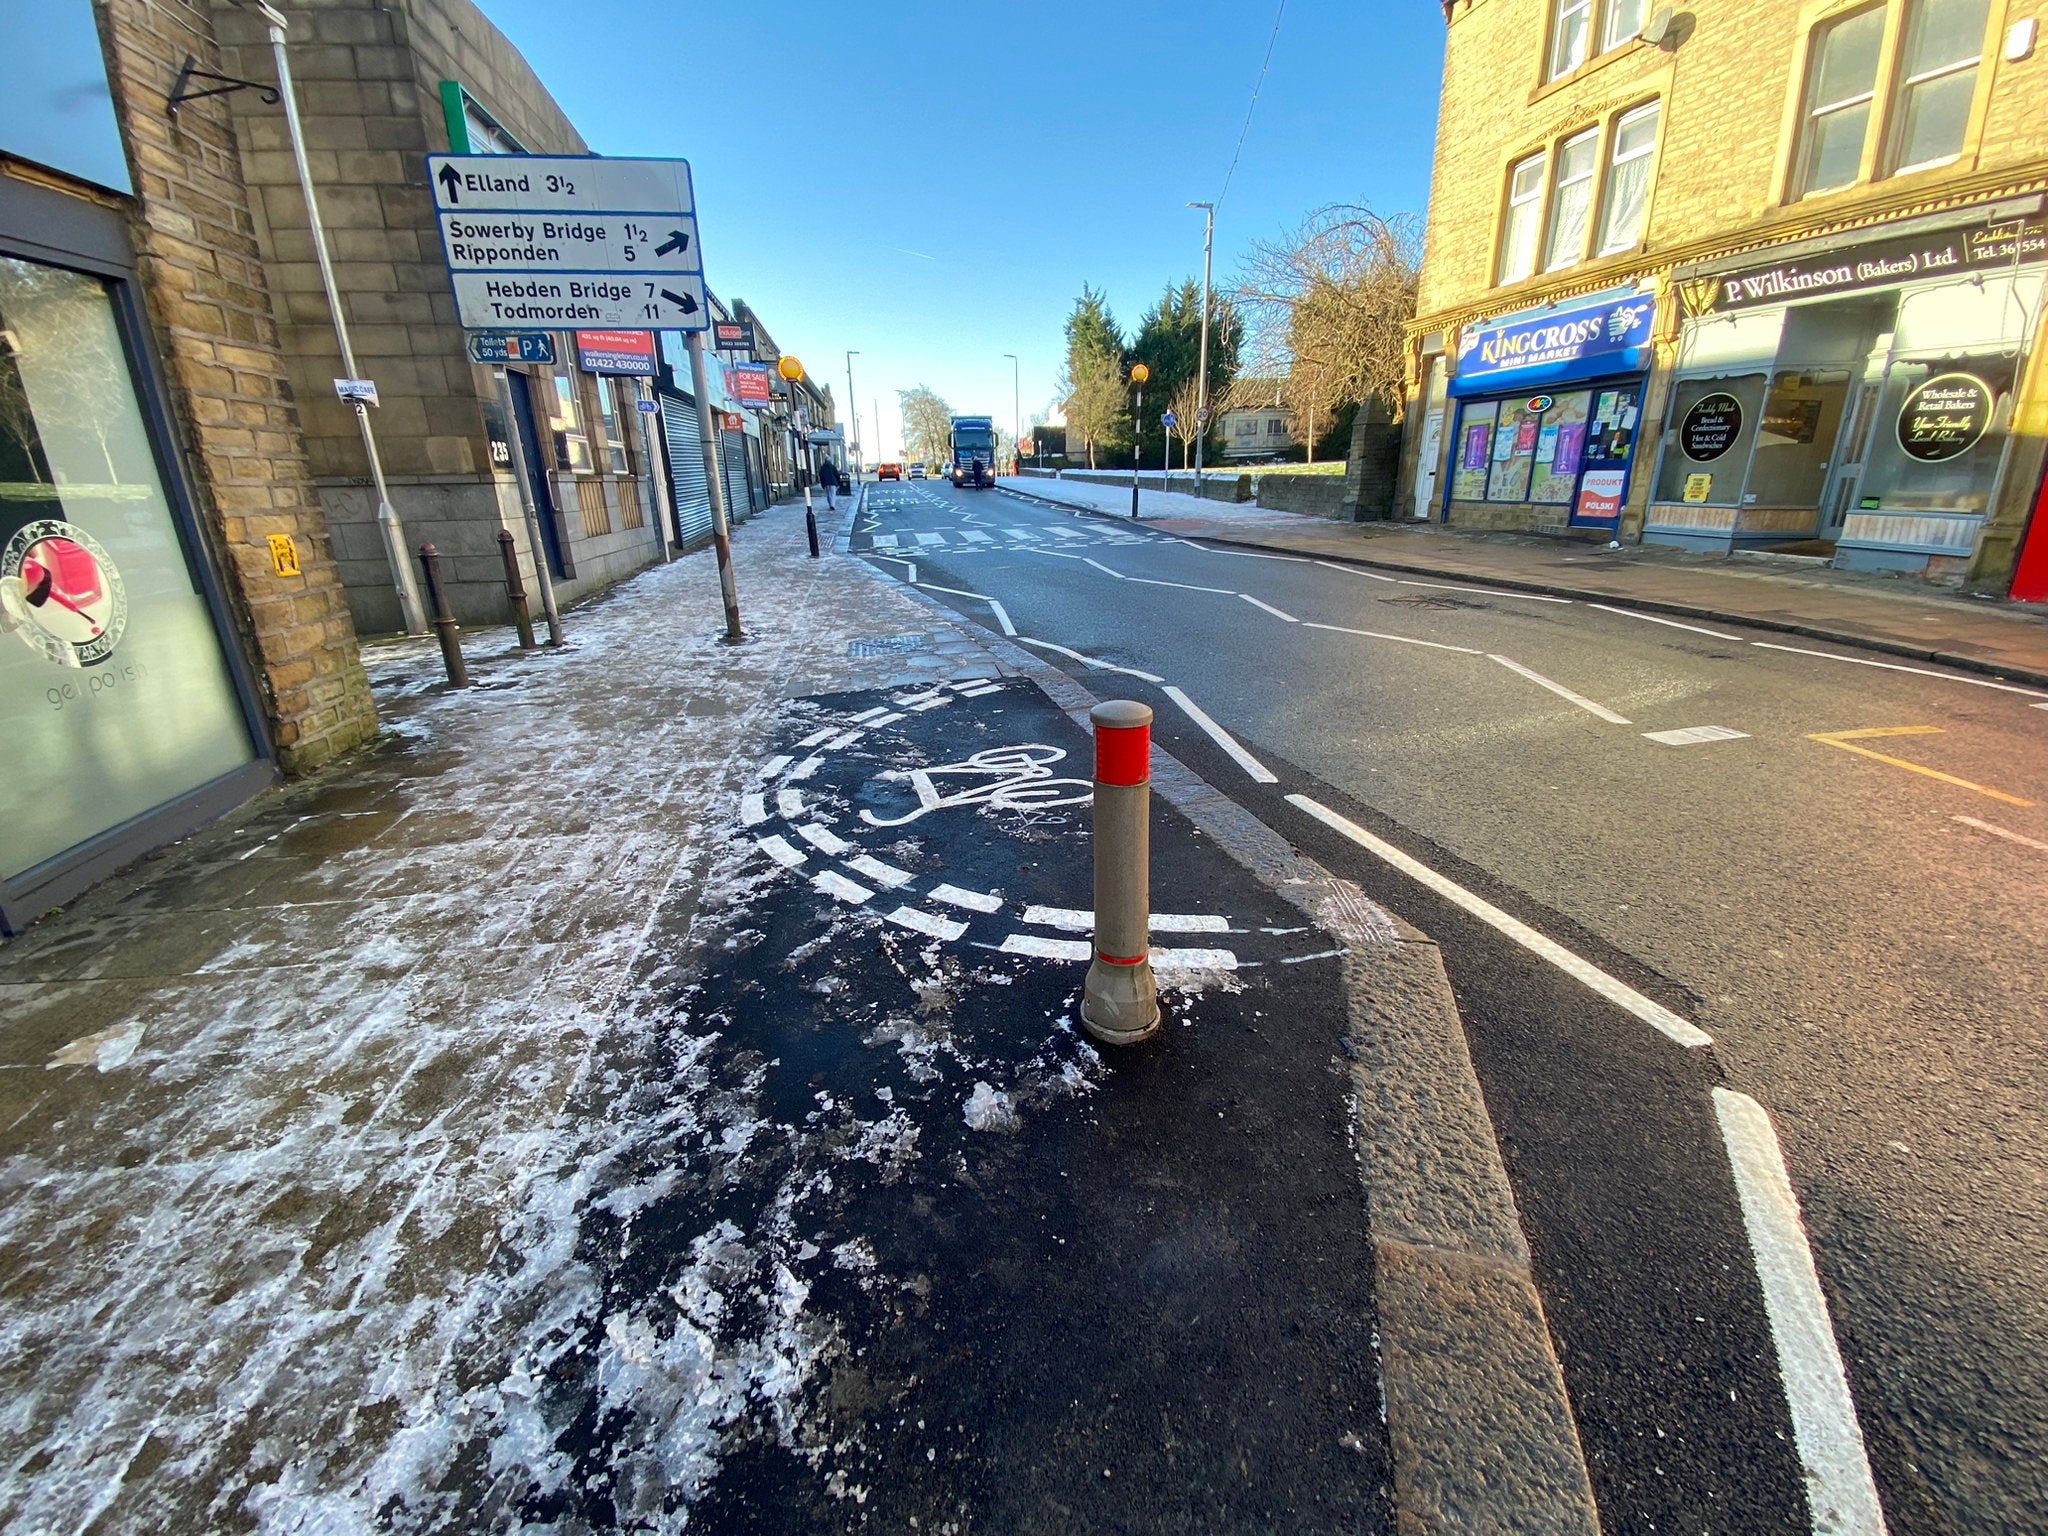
[1161, 411, 1178, 429]
[466, 331, 557, 365]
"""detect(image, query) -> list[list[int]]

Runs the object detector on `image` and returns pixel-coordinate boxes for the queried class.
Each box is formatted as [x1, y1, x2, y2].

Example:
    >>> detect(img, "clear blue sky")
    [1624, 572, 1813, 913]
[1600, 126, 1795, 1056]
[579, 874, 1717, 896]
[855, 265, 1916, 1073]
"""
[480, 0, 1446, 459]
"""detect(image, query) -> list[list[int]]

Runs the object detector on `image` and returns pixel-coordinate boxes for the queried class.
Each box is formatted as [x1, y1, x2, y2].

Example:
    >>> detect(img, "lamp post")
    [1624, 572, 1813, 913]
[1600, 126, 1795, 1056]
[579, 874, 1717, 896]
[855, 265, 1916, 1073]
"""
[1128, 363, 1149, 520]
[845, 350, 861, 480]
[1188, 200, 1215, 493]
[777, 354, 809, 495]
[1003, 352, 1019, 475]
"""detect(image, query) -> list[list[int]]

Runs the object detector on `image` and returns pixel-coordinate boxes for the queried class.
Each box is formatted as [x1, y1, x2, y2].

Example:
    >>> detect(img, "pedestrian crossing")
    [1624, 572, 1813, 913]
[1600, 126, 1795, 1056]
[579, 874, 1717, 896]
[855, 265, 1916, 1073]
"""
[857, 523, 1150, 552]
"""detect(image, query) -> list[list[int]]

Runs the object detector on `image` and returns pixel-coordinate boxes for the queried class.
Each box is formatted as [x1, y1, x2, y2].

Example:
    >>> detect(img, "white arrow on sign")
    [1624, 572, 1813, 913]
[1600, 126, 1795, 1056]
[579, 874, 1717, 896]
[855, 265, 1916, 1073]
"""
[427, 155, 695, 217]
[438, 213, 698, 276]
[448, 270, 705, 330]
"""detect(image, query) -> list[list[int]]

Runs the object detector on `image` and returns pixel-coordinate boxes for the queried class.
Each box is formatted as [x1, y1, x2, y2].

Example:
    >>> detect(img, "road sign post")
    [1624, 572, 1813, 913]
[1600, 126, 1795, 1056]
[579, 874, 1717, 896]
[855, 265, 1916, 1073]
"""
[492, 366, 564, 646]
[686, 330, 744, 643]
[1161, 409, 1177, 493]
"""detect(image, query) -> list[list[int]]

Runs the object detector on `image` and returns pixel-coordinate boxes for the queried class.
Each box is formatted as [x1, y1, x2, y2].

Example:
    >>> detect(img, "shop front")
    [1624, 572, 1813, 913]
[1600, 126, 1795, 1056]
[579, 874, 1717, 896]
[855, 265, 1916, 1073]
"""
[1443, 288, 1658, 536]
[1652, 208, 2046, 572]
[1, 13, 274, 931]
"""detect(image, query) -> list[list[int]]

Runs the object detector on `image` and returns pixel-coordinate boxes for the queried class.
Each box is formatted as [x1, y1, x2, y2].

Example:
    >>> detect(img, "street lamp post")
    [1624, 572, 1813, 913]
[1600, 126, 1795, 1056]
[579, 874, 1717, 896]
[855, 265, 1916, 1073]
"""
[779, 356, 819, 556]
[1188, 200, 1215, 494]
[845, 350, 861, 480]
[1128, 363, 1149, 520]
[1003, 353, 1019, 475]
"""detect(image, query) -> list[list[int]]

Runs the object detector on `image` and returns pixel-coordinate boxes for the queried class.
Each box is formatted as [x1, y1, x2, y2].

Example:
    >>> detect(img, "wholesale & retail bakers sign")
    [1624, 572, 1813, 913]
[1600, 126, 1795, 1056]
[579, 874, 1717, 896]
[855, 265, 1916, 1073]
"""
[1703, 215, 2048, 313]
[1453, 292, 1656, 391]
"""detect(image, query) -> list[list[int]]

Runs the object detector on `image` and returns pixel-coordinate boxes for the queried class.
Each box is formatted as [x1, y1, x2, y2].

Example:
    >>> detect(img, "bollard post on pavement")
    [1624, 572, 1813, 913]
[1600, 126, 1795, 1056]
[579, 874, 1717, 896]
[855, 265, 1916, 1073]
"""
[415, 542, 469, 688]
[1081, 699, 1160, 1045]
[804, 485, 821, 559]
[496, 529, 536, 651]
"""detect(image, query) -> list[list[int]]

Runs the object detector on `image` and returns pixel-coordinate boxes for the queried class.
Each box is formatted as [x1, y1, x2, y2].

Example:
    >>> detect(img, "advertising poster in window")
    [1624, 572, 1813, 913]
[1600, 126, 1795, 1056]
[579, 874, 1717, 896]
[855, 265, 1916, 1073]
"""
[1575, 469, 1627, 522]
[1528, 391, 1590, 505]
[1450, 401, 1498, 501]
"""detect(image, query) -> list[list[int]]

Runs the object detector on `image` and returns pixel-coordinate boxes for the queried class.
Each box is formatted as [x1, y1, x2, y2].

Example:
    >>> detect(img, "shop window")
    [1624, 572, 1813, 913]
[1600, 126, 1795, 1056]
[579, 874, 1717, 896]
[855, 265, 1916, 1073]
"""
[1450, 400, 1499, 501]
[1549, 0, 1593, 78]
[1796, 7, 1886, 196]
[1858, 351, 2017, 513]
[550, 374, 591, 474]
[1888, 0, 1991, 173]
[1653, 373, 1770, 505]
[1527, 391, 1593, 504]
[1597, 103, 1660, 255]
[1497, 153, 1546, 285]
[1544, 130, 1600, 272]
[0, 256, 255, 879]
[594, 375, 631, 476]
[1744, 367, 1853, 511]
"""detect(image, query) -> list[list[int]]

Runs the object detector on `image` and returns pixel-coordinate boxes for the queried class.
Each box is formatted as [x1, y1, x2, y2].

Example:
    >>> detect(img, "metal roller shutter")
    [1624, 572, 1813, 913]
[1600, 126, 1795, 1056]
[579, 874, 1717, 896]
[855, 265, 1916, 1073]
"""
[719, 431, 751, 523]
[660, 395, 713, 550]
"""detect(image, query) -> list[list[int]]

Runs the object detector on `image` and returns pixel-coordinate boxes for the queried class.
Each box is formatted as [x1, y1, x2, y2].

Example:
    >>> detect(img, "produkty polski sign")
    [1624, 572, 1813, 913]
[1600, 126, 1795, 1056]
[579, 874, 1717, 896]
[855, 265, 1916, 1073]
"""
[1451, 291, 1656, 396]
[427, 154, 707, 331]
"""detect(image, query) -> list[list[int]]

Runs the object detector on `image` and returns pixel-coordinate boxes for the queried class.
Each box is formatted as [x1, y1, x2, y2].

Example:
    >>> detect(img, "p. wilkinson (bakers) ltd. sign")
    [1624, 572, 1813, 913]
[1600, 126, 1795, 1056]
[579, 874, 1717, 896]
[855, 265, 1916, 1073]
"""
[1704, 214, 2046, 314]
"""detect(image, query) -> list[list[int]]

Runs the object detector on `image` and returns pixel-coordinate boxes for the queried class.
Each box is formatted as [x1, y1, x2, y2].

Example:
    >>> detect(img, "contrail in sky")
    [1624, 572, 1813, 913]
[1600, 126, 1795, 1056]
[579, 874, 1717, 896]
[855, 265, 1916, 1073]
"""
[887, 245, 937, 261]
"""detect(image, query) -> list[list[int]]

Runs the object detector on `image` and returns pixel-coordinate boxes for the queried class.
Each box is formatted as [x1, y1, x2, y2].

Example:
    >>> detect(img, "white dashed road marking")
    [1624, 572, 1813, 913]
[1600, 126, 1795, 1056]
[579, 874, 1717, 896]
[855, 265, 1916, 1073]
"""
[797, 823, 853, 856]
[1162, 685, 1279, 785]
[886, 907, 970, 941]
[1302, 621, 1486, 656]
[930, 883, 1004, 913]
[776, 788, 805, 818]
[1644, 725, 1751, 746]
[1588, 603, 1747, 642]
[1000, 934, 1092, 961]
[740, 793, 767, 827]
[1952, 814, 2048, 852]
[1286, 793, 1714, 1049]
[1014, 637, 1165, 684]
[812, 871, 875, 905]
[1239, 593, 1299, 623]
[1489, 654, 1633, 725]
[756, 835, 806, 869]
[846, 854, 915, 889]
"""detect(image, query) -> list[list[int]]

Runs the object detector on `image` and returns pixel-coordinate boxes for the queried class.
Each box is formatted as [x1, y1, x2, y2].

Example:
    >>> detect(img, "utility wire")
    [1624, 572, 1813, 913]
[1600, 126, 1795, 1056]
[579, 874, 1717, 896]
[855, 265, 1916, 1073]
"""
[1216, 0, 1286, 210]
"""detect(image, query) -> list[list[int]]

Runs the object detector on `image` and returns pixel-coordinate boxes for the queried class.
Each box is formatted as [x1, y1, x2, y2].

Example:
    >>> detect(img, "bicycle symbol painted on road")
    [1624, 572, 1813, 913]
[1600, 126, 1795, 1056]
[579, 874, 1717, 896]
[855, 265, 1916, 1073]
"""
[859, 744, 1093, 828]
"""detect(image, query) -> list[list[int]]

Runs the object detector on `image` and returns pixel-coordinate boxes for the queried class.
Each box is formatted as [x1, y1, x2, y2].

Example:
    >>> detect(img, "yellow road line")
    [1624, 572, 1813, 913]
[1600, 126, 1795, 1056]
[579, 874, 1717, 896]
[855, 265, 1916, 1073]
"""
[1807, 727, 2036, 808]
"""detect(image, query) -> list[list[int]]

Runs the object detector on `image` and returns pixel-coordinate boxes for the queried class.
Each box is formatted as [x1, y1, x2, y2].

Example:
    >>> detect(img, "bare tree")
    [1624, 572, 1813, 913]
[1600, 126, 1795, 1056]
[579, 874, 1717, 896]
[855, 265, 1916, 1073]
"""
[1060, 349, 1126, 471]
[1232, 204, 1422, 442]
[1167, 375, 1203, 470]
[898, 385, 954, 468]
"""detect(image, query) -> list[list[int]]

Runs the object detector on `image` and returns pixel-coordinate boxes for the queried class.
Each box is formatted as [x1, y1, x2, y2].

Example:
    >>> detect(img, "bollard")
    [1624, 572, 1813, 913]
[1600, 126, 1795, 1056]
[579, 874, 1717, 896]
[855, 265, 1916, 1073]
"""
[1081, 699, 1159, 1045]
[496, 529, 536, 651]
[415, 542, 469, 688]
[804, 485, 821, 559]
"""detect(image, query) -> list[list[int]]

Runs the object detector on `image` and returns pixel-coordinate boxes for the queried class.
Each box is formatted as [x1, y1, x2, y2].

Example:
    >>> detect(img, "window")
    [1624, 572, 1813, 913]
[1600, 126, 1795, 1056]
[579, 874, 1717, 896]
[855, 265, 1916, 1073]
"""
[1498, 153, 1546, 284]
[550, 374, 591, 473]
[1597, 103, 1660, 254]
[1602, 0, 1648, 51]
[1796, 8, 1885, 196]
[1549, 0, 1593, 78]
[1889, 0, 1991, 172]
[1545, 130, 1600, 271]
[594, 376, 630, 475]
[1267, 417, 1287, 435]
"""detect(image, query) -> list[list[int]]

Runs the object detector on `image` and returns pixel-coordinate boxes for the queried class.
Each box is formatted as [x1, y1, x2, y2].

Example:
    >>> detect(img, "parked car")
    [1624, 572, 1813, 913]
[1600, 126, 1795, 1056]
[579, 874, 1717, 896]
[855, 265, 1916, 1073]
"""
[877, 463, 902, 481]
[908, 463, 927, 479]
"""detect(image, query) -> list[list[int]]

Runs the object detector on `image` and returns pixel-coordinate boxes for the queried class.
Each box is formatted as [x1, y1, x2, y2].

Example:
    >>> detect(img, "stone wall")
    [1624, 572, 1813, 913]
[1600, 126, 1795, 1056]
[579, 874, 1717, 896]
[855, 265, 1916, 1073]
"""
[99, 0, 376, 772]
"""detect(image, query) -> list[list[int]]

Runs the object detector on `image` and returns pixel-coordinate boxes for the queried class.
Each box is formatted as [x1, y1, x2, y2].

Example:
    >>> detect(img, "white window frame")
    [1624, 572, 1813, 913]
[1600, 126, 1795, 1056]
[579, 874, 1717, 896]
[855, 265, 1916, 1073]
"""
[1549, 0, 1594, 79]
[1544, 128, 1602, 273]
[1497, 152, 1547, 285]
[1602, 0, 1649, 52]
[1887, 0, 1990, 175]
[1596, 101, 1661, 256]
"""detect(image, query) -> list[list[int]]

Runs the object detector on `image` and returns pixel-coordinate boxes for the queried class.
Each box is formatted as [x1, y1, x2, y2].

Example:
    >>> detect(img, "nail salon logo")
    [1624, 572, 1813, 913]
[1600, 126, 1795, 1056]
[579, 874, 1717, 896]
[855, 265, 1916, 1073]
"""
[1, 520, 128, 667]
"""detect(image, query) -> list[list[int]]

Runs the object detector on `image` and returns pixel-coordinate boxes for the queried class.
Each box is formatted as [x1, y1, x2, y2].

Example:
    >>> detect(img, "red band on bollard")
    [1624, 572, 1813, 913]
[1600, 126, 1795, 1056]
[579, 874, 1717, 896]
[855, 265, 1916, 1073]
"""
[1094, 724, 1150, 787]
[1097, 951, 1146, 966]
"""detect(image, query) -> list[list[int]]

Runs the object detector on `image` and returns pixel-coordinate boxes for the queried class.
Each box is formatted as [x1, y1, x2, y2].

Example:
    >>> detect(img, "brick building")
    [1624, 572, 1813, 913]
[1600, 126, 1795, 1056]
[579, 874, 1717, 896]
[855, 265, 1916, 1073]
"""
[212, 0, 680, 631]
[0, 0, 376, 931]
[1399, 0, 2048, 593]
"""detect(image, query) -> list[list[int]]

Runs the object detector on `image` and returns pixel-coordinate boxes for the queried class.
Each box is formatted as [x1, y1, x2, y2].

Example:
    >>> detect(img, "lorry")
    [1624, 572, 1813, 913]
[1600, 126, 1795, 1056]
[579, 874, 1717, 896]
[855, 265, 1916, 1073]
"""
[948, 416, 997, 489]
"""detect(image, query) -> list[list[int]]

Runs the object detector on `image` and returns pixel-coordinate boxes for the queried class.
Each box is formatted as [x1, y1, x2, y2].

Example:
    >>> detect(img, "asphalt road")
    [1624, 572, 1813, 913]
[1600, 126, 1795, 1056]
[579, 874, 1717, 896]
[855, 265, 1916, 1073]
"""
[852, 475, 2048, 1536]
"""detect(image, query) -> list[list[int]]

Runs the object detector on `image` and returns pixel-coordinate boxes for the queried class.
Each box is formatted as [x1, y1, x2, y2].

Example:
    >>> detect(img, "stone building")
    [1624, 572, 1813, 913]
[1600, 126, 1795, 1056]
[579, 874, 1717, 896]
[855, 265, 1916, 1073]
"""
[1399, 0, 2048, 593]
[212, 0, 678, 631]
[0, 0, 377, 932]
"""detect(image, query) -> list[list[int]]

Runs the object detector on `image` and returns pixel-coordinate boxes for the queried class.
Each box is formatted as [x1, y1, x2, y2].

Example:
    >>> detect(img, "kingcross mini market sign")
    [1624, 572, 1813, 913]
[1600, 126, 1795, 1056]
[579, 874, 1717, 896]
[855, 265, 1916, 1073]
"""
[427, 154, 708, 331]
[1451, 291, 1656, 395]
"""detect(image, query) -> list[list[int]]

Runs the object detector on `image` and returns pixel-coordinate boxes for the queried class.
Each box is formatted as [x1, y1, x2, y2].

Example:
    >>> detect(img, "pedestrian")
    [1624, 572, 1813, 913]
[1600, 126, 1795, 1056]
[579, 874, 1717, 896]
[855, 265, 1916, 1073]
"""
[818, 456, 841, 511]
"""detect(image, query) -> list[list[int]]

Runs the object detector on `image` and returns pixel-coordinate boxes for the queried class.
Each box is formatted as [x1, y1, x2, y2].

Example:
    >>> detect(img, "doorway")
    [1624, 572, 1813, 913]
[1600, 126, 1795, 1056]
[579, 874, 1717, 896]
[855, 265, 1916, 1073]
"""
[1414, 410, 1443, 519]
[508, 373, 566, 578]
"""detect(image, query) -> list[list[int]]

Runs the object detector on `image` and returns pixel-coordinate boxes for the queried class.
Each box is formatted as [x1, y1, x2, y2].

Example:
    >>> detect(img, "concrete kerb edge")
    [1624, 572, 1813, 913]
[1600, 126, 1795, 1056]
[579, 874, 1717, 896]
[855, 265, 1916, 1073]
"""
[998, 482, 2048, 691]
[856, 555, 1603, 1534]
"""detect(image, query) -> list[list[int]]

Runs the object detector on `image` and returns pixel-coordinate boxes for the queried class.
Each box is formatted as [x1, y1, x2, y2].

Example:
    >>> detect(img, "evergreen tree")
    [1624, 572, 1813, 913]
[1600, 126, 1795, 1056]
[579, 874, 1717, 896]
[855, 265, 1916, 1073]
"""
[1060, 286, 1129, 469]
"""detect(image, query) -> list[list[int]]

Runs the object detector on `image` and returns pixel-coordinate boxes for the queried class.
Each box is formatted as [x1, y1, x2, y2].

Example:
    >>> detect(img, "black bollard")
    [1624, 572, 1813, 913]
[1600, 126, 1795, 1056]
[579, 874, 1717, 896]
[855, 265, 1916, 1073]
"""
[496, 529, 536, 650]
[416, 542, 469, 687]
[804, 486, 820, 559]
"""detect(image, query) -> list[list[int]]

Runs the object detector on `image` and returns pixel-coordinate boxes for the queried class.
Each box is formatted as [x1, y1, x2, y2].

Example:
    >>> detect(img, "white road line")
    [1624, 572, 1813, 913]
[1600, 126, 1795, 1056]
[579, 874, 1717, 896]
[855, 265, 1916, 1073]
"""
[868, 711, 906, 727]
[1489, 654, 1633, 724]
[813, 871, 875, 905]
[914, 582, 1016, 635]
[846, 854, 914, 888]
[1301, 621, 1486, 655]
[1285, 793, 1714, 1049]
[739, 792, 767, 827]
[848, 706, 891, 724]
[911, 698, 948, 711]
[1281, 947, 1350, 964]
[1750, 642, 2048, 699]
[985, 599, 1017, 636]
[1162, 685, 1279, 784]
[870, 534, 899, 549]
[796, 823, 853, 856]
[1313, 559, 1399, 582]
[1021, 905, 1092, 929]
[1001, 527, 1039, 540]
[824, 728, 866, 750]
[1175, 539, 1311, 562]
[930, 883, 1003, 913]
[1239, 593, 1300, 622]
[1152, 947, 1239, 970]
[797, 727, 835, 748]
[1712, 1089, 1890, 1536]
[1587, 603, 1747, 641]
[868, 553, 919, 582]
[914, 531, 945, 546]
[1397, 578, 1571, 603]
[1953, 814, 2048, 852]
[775, 788, 806, 819]
[1000, 933, 1093, 961]
[958, 684, 1002, 698]
[1083, 558, 1128, 579]
[756, 835, 806, 869]
[790, 755, 824, 781]
[1643, 724, 1750, 746]
[886, 906, 969, 941]
[1013, 636, 1166, 683]
[1020, 906, 1232, 933]
[1126, 576, 1238, 594]
[759, 755, 794, 779]
[962, 531, 994, 543]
